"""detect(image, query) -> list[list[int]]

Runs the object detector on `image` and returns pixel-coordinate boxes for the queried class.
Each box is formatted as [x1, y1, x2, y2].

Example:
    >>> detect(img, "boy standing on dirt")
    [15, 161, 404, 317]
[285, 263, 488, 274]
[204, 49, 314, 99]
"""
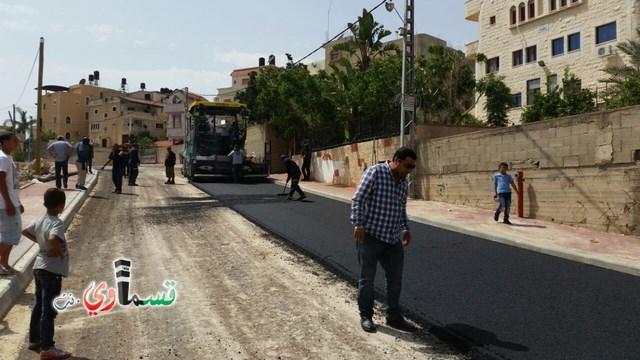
[0, 132, 23, 276]
[493, 162, 518, 225]
[22, 188, 71, 359]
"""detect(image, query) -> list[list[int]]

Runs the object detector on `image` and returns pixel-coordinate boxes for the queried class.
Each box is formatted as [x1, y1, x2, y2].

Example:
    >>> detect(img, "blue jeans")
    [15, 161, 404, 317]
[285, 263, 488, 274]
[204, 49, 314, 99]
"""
[29, 269, 62, 350]
[357, 233, 404, 318]
[495, 192, 512, 220]
[54, 160, 69, 188]
[112, 167, 124, 191]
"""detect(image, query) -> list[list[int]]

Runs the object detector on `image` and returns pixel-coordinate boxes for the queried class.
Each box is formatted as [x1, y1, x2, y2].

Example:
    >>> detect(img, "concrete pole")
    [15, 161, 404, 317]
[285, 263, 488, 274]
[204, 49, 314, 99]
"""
[35, 37, 44, 175]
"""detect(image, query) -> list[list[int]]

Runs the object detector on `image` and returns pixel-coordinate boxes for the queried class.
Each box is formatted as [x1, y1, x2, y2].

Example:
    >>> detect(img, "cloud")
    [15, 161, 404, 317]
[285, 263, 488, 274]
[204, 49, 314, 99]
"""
[87, 24, 123, 43]
[0, 4, 34, 16]
[0, 20, 27, 30]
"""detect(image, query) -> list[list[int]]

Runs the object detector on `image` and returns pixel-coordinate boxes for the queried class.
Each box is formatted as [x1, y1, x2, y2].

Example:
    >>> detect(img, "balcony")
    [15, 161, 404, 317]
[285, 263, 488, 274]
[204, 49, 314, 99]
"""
[465, 40, 479, 60]
[465, 0, 480, 21]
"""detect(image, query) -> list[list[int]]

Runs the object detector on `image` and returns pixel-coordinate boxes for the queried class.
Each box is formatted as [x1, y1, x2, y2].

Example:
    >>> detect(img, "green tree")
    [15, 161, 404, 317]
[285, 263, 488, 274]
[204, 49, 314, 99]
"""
[331, 9, 399, 72]
[601, 29, 640, 108]
[476, 74, 513, 127]
[415, 45, 476, 124]
[41, 130, 57, 142]
[3, 107, 36, 135]
[522, 68, 595, 123]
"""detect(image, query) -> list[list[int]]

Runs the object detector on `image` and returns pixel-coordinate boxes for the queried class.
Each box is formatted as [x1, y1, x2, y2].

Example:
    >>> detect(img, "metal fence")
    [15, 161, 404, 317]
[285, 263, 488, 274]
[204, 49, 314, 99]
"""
[299, 109, 401, 152]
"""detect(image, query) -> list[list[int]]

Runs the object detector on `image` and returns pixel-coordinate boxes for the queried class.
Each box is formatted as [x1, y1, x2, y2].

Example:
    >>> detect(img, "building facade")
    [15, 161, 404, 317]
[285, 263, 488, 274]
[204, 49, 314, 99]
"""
[465, 0, 640, 124]
[163, 89, 208, 144]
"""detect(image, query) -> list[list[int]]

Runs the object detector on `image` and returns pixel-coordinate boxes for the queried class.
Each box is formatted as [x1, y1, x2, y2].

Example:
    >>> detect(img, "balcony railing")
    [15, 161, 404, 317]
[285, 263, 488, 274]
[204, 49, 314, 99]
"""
[465, 0, 480, 21]
[465, 40, 479, 60]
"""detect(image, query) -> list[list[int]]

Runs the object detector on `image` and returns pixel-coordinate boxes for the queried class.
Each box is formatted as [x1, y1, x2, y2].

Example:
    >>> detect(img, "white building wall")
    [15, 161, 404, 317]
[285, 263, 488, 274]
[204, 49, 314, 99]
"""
[467, 0, 640, 125]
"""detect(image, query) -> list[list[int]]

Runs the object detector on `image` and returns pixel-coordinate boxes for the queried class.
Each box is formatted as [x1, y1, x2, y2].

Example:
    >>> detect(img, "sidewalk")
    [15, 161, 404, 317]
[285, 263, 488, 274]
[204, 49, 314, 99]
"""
[0, 171, 98, 319]
[270, 173, 640, 277]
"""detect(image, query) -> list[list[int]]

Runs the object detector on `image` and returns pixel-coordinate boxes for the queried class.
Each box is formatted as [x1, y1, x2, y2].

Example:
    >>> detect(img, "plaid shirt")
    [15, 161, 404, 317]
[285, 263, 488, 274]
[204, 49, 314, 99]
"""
[350, 161, 409, 244]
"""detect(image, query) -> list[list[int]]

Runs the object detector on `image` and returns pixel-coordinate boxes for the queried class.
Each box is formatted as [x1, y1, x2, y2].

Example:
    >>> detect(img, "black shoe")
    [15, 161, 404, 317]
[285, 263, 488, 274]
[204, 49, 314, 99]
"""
[297, 195, 307, 201]
[78, 186, 87, 190]
[494, 213, 499, 221]
[504, 219, 512, 225]
[386, 316, 418, 332]
[360, 317, 377, 333]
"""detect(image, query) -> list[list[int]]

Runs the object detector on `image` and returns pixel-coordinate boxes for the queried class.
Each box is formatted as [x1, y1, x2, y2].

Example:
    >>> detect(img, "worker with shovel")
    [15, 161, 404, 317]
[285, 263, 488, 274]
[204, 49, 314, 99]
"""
[280, 154, 306, 201]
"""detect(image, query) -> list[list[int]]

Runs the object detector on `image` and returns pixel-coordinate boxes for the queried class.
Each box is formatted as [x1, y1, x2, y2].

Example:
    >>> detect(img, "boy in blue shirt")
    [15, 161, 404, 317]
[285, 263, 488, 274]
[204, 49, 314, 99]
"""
[493, 162, 518, 225]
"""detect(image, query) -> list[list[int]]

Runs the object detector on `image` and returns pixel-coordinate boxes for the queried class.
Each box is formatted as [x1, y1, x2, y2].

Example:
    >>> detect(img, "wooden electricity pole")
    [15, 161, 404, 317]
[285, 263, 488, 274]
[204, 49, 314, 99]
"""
[35, 37, 44, 175]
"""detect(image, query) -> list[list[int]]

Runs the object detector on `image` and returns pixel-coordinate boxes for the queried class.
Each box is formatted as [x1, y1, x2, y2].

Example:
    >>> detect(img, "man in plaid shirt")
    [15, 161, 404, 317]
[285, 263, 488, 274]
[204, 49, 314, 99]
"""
[351, 147, 417, 333]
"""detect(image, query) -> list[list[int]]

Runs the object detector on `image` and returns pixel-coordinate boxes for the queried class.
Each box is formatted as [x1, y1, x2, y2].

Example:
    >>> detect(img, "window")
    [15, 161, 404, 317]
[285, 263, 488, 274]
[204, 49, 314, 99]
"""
[172, 114, 182, 128]
[510, 6, 517, 25]
[552, 38, 564, 56]
[91, 123, 100, 131]
[561, 0, 567, 6]
[112, 106, 117, 112]
[104, 113, 108, 118]
[511, 93, 522, 108]
[526, 45, 537, 63]
[519, 3, 526, 22]
[85, 97, 90, 105]
[549, 74, 558, 92]
[155, 123, 164, 129]
[568, 32, 580, 51]
[65, 132, 70, 140]
[527, 78, 541, 105]
[43, 103, 46, 110]
[596, 22, 617, 44]
[486, 57, 500, 74]
[330, 51, 341, 61]
[85, 112, 89, 121]
[528, 0, 535, 18]
[53, 116, 57, 124]
[550, 0, 557, 11]
[65, 116, 71, 124]
[94, 109, 99, 115]
[490, 16, 496, 25]
[513, 50, 524, 66]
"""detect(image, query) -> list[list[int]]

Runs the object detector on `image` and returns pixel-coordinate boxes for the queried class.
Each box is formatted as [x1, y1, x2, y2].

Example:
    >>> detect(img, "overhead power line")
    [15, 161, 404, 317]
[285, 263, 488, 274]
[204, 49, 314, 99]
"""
[0, 47, 39, 112]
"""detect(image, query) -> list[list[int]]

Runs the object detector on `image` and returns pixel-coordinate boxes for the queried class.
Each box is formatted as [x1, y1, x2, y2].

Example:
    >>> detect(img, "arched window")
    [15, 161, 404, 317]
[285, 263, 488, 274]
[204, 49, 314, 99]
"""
[519, 3, 526, 22]
[65, 116, 71, 124]
[528, 0, 535, 18]
[65, 132, 71, 140]
[510, 6, 517, 25]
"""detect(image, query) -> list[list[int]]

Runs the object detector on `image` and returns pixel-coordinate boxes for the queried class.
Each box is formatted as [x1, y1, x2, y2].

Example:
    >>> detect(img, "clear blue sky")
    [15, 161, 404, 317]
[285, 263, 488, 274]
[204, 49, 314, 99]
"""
[0, 0, 478, 118]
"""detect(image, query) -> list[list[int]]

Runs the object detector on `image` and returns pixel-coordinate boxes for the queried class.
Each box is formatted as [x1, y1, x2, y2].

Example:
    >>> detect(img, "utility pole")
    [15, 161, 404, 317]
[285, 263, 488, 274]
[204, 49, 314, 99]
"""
[35, 37, 44, 175]
[12, 105, 16, 133]
[401, 0, 416, 197]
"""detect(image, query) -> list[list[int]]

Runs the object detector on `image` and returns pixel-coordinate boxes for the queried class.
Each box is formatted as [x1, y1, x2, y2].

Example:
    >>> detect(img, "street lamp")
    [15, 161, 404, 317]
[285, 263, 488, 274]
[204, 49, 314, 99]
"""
[386, 1, 408, 148]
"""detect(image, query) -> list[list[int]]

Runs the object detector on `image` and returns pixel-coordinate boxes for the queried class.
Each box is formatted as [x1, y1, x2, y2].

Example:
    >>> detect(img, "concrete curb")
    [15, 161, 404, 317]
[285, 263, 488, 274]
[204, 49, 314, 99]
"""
[0, 173, 99, 319]
[269, 178, 640, 277]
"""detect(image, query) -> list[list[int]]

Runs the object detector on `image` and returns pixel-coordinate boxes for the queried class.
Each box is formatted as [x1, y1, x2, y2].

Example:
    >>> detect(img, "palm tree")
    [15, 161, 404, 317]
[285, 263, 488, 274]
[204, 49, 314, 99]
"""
[2, 107, 35, 135]
[601, 29, 640, 108]
[331, 9, 399, 72]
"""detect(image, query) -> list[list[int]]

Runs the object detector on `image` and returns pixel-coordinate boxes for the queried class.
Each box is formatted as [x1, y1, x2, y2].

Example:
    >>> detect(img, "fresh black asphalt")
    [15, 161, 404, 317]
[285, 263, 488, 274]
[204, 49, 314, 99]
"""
[193, 181, 640, 360]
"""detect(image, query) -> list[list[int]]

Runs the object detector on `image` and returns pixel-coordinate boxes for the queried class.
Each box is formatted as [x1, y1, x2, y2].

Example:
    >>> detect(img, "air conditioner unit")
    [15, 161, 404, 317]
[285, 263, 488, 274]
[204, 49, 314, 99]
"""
[597, 45, 613, 57]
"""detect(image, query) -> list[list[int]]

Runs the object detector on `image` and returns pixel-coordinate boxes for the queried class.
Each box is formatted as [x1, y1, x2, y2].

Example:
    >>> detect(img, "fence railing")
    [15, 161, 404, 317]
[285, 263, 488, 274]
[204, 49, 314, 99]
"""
[298, 109, 401, 152]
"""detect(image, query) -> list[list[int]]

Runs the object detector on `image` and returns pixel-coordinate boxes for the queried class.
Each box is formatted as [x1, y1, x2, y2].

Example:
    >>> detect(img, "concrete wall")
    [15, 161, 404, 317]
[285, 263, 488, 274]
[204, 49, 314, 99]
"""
[308, 106, 640, 235]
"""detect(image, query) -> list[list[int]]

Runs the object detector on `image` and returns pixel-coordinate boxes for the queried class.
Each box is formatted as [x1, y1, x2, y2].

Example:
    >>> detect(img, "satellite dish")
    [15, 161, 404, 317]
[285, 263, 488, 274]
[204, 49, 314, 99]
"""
[79, 79, 86, 85]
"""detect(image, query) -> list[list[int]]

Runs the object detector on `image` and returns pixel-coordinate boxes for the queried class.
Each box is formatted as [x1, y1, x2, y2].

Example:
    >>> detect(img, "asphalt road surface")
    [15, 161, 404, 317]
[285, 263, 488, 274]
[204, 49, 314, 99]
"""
[194, 180, 640, 360]
[1, 167, 470, 360]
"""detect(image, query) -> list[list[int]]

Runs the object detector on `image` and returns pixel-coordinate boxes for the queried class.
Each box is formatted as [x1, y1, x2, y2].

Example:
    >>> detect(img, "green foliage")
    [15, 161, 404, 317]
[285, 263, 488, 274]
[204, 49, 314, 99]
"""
[602, 29, 640, 108]
[415, 45, 476, 124]
[331, 9, 398, 72]
[129, 131, 155, 145]
[522, 68, 595, 123]
[41, 130, 57, 142]
[476, 74, 512, 127]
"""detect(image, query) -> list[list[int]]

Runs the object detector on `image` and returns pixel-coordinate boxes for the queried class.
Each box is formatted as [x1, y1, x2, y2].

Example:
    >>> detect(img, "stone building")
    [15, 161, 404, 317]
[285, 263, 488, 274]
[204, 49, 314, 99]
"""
[465, 0, 640, 124]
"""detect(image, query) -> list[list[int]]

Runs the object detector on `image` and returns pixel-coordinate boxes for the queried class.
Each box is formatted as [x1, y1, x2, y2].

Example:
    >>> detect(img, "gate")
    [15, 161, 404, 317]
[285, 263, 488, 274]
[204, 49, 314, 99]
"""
[139, 146, 157, 164]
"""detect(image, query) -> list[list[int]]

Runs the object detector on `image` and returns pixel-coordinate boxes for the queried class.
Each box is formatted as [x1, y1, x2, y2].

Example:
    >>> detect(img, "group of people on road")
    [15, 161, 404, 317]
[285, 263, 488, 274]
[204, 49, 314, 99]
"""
[101, 143, 141, 193]
[46, 136, 95, 191]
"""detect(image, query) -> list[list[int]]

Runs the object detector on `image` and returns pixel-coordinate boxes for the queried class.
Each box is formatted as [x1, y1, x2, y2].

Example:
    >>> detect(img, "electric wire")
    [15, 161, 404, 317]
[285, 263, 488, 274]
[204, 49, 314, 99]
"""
[0, 47, 39, 112]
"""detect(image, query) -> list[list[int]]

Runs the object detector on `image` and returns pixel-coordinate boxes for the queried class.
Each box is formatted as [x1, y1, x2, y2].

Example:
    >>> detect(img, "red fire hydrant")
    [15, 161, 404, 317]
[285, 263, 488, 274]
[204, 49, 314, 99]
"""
[516, 171, 524, 218]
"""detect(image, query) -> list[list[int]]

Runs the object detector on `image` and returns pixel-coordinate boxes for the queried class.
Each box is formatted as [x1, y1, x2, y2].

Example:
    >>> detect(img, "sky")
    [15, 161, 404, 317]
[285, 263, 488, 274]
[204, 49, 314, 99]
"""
[0, 0, 478, 118]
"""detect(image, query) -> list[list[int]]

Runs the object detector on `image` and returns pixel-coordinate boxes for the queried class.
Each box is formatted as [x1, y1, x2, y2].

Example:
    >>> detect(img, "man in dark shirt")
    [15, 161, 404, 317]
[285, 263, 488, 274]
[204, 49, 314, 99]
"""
[101, 144, 129, 194]
[281, 154, 306, 201]
[165, 146, 176, 184]
[301, 143, 311, 181]
[128, 144, 140, 186]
